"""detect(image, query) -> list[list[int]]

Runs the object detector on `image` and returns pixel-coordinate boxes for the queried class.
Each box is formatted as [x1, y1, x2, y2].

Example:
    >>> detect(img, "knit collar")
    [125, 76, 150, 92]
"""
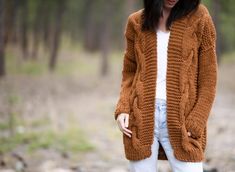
[139, 15, 188, 134]
[143, 15, 188, 63]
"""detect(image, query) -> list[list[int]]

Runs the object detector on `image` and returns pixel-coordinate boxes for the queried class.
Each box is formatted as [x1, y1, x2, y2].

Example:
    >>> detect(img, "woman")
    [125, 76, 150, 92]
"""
[114, 0, 217, 171]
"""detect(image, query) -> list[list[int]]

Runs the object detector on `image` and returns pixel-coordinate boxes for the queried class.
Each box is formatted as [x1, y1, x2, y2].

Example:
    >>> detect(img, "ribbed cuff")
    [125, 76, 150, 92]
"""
[114, 105, 130, 120]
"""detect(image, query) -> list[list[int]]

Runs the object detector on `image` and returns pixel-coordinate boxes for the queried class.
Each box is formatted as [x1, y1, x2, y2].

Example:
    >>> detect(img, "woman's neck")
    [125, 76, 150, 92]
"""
[163, 6, 171, 18]
[158, 7, 172, 32]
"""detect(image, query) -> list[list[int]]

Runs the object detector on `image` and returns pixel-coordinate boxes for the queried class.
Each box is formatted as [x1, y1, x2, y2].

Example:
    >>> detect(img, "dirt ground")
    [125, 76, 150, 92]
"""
[0, 56, 235, 172]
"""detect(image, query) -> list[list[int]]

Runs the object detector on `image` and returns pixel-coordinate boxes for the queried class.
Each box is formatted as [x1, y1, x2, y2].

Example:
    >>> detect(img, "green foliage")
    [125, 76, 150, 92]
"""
[6, 52, 47, 76]
[17, 62, 47, 75]
[0, 122, 9, 130]
[5, 38, 99, 77]
[2, 0, 234, 76]
[221, 51, 235, 63]
[0, 110, 94, 154]
[202, 0, 235, 53]
[29, 117, 50, 128]
[219, 1, 235, 52]
[0, 127, 94, 154]
[0, 132, 34, 153]
[201, 0, 211, 8]
[8, 94, 21, 105]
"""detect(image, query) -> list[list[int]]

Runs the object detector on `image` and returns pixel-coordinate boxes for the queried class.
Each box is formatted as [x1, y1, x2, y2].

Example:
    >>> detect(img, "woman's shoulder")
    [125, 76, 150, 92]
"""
[126, 8, 144, 27]
[184, 3, 216, 40]
[186, 4, 212, 26]
[126, 4, 213, 34]
[127, 4, 212, 27]
[190, 4, 210, 17]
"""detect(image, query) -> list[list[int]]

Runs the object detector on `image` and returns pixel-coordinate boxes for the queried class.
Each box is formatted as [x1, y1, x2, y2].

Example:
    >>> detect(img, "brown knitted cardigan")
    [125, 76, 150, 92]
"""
[114, 4, 218, 162]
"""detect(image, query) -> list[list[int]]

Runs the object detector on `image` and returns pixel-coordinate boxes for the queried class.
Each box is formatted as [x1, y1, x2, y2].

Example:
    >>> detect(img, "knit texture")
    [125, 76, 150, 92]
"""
[114, 3, 217, 162]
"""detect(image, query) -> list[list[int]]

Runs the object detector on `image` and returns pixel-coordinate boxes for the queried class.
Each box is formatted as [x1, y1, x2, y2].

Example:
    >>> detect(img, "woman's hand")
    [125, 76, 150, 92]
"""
[116, 113, 132, 138]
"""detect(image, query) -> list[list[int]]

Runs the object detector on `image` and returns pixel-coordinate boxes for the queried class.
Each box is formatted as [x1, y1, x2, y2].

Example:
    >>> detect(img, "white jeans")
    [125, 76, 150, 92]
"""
[129, 98, 203, 172]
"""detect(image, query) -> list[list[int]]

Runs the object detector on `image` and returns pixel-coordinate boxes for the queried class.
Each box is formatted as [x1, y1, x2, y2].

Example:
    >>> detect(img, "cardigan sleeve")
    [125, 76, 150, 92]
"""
[185, 14, 218, 138]
[114, 15, 137, 120]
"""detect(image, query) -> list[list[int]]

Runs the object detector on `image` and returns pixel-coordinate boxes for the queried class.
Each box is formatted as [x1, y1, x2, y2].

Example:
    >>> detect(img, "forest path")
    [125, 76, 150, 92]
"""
[0, 61, 234, 172]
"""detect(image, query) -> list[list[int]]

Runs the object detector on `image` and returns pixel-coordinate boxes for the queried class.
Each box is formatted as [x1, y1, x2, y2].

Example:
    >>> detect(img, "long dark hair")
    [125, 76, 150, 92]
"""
[141, 0, 201, 31]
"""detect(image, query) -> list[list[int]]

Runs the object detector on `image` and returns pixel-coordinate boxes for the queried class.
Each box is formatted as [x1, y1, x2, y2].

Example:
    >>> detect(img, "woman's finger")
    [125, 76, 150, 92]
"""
[123, 130, 131, 137]
[122, 126, 132, 134]
[116, 114, 132, 136]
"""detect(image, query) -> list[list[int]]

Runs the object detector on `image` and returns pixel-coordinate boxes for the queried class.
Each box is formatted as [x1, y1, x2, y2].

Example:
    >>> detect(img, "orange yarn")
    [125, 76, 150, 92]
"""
[114, 4, 218, 162]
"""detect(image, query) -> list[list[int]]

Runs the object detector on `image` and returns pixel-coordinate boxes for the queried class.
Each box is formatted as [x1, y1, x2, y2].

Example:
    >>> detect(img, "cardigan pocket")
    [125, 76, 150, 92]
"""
[125, 97, 142, 150]
[181, 123, 203, 153]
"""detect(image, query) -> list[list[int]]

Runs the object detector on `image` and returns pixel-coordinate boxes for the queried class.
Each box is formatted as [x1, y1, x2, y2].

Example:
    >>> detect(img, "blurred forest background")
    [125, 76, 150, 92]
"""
[0, 0, 235, 172]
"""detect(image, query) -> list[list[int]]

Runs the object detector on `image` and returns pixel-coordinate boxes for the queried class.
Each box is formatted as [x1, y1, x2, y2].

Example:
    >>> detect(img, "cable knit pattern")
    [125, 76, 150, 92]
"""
[114, 4, 217, 162]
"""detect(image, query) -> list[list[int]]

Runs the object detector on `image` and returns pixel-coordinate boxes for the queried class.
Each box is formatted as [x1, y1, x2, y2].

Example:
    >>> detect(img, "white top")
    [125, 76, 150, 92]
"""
[155, 29, 170, 100]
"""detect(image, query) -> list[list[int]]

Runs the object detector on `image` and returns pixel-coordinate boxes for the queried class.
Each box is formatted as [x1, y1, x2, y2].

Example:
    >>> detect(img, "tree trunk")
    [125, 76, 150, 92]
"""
[10, 0, 19, 44]
[41, 3, 51, 54]
[31, 1, 45, 59]
[49, 0, 66, 71]
[83, 0, 96, 51]
[19, 0, 29, 59]
[100, 1, 115, 76]
[0, 0, 6, 77]
[4, 0, 17, 46]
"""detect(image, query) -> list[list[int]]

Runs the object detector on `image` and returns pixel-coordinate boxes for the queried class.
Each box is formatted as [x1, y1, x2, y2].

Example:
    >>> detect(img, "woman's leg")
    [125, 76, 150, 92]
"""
[128, 99, 161, 172]
[160, 130, 203, 172]
[128, 134, 159, 172]
[158, 99, 203, 172]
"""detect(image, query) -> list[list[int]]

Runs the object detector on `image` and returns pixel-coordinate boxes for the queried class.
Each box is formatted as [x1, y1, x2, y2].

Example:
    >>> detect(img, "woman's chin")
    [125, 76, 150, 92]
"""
[164, 4, 175, 9]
